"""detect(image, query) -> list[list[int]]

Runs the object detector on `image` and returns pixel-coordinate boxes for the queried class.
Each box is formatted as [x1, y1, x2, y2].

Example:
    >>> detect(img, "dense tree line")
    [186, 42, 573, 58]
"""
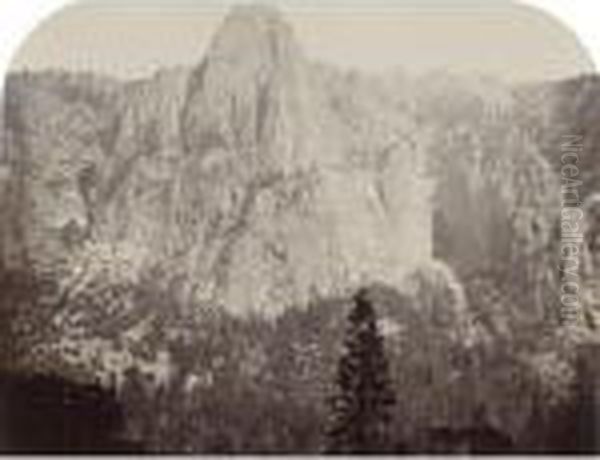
[0, 264, 598, 453]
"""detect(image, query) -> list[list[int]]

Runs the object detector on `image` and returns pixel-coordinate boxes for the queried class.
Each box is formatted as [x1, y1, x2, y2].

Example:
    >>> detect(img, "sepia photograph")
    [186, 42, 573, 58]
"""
[0, 0, 599, 454]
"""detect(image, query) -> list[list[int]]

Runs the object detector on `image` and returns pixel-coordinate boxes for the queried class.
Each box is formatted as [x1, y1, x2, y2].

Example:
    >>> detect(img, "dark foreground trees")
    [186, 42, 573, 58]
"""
[0, 372, 143, 453]
[325, 288, 396, 453]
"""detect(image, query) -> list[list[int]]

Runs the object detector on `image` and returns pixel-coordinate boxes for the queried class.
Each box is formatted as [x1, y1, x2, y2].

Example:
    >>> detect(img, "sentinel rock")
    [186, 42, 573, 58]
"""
[3, 6, 433, 316]
[176, 5, 433, 314]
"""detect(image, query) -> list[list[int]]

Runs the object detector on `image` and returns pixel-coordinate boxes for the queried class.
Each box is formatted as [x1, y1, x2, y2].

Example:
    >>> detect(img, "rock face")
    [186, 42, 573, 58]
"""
[401, 73, 561, 277]
[3, 5, 432, 316]
[533, 75, 600, 201]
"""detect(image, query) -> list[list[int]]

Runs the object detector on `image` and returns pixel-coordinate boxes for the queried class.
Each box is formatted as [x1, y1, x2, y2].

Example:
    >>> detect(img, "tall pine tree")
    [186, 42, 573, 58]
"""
[326, 288, 396, 453]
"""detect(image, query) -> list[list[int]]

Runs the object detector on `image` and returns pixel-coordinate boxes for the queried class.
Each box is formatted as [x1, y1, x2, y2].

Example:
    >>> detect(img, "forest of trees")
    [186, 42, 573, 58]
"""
[0, 263, 599, 454]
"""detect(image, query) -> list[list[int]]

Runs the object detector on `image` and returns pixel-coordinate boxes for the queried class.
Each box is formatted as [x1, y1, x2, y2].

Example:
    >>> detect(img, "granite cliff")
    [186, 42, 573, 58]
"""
[3, 5, 432, 317]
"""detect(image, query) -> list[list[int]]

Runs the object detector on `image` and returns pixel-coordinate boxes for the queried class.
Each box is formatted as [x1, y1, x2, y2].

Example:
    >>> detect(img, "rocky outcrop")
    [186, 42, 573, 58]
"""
[3, 5, 432, 316]
[388, 73, 563, 325]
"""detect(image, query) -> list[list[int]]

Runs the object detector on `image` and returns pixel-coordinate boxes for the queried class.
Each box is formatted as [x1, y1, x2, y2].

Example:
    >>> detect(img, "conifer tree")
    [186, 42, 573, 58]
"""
[326, 288, 396, 453]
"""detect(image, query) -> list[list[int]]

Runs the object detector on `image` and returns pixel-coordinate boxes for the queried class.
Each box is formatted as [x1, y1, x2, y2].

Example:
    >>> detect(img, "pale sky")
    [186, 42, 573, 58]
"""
[9, 0, 595, 82]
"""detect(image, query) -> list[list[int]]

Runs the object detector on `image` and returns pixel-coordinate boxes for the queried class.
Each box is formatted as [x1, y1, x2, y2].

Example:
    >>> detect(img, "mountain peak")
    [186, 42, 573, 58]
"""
[206, 3, 299, 70]
[183, 3, 305, 160]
